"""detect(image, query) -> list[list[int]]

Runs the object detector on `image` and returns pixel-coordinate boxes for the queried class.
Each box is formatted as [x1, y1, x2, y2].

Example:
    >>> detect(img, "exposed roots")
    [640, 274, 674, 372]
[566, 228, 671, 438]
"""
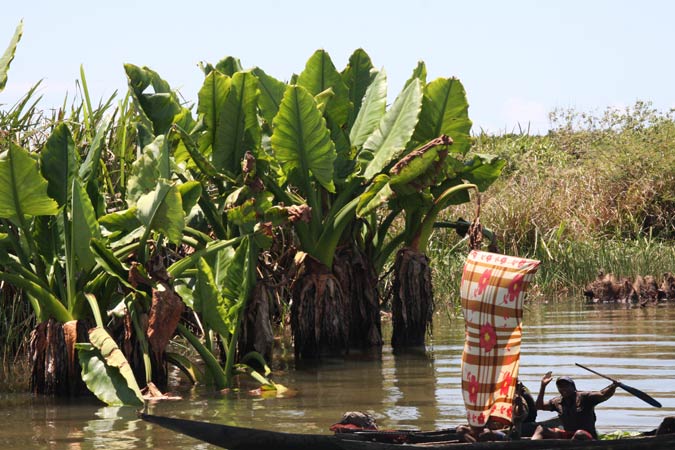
[333, 245, 382, 349]
[290, 253, 349, 359]
[239, 280, 277, 363]
[391, 247, 434, 349]
[29, 318, 89, 396]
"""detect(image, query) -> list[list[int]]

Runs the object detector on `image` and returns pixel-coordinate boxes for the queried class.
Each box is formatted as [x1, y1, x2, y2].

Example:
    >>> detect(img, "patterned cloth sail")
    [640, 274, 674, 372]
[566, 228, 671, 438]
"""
[460, 250, 541, 428]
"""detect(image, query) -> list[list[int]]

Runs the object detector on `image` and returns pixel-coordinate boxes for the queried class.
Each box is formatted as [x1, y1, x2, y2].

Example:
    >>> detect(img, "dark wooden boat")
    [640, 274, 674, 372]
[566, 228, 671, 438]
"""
[139, 412, 675, 450]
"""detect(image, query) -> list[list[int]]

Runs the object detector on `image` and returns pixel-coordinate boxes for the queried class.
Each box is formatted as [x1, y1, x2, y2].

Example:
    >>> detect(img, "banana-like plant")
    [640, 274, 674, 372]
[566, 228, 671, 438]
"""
[254, 49, 505, 357]
[123, 64, 284, 391]
[0, 118, 146, 405]
[354, 74, 506, 348]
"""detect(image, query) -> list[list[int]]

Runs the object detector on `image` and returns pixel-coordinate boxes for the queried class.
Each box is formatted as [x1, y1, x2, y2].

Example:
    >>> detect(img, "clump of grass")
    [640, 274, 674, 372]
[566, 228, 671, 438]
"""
[471, 101, 675, 252]
[428, 102, 675, 309]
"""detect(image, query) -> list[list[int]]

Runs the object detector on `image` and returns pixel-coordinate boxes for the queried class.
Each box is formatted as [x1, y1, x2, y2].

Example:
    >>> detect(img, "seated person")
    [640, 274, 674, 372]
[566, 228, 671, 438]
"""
[532, 371, 618, 440]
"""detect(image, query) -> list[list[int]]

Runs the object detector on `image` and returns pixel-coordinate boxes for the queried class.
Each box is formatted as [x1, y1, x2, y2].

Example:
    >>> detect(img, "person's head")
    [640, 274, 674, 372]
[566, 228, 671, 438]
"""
[555, 376, 577, 398]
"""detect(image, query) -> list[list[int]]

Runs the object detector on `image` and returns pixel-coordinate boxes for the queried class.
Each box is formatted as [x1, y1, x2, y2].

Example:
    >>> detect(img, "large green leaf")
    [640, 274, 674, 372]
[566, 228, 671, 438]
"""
[358, 79, 423, 180]
[220, 236, 249, 325]
[136, 180, 185, 244]
[252, 67, 286, 126]
[77, 327, 144, 406]
[71, 177, 102, 272]
[297, 50, 351, 126]
[194, 257, 230, 337]
[0, 143, 59, 220]
[349, 70, 387, 150]
[0, 20, 22, 92]
[197, 70, 232, 161]
[40, 123, 78, 207]
[212, 71, 261, 173]
[341, 48, 377, 128]
[271, 85, 336, 193]
[413, 77, 472, 155]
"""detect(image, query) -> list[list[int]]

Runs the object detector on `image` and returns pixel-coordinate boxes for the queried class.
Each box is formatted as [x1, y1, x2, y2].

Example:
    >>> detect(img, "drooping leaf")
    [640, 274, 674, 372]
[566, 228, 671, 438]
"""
[297, 50, 352, 126]
[136, 180, 185, 244]
[77, 327, 144, 406]
[341, 48, 377, 128]
[0, 271, 71, 322]
[389, 136, 451, 196]
[358, 79, 423, 180]
[0, 143, 59, 220]
[212, 71, 261, 173]
[0, 20, 22, 92]
[124, 64, 183, 137]
[252, 67, 286, 126]
[413, 77, 472, 155]
[271, 85, 336, 193]
[349, 70, 387, 149]
[71, 177, 102, 272]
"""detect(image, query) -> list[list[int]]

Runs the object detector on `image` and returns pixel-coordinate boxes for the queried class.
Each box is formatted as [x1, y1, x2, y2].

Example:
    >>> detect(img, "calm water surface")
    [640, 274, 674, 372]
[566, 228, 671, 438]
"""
[1, 301, 674, 449]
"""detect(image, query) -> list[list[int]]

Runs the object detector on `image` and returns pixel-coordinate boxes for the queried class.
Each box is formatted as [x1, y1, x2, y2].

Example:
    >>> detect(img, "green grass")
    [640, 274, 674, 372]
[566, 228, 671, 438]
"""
[428, 101, 675, 311]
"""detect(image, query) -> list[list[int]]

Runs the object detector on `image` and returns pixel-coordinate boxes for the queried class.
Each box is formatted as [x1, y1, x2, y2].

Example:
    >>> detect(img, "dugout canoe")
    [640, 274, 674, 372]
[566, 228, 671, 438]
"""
[139, 412, 675, 450]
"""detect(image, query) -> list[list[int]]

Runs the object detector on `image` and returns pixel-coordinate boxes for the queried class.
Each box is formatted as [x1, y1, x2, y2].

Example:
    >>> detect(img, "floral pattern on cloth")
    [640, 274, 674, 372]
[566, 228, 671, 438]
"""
[460, 250, 540, 428]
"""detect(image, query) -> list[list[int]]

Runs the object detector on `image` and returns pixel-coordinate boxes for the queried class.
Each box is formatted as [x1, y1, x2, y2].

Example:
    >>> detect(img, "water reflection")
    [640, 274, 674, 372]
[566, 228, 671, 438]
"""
[1, 302, 674, 449]
[381, 349, 437, 428]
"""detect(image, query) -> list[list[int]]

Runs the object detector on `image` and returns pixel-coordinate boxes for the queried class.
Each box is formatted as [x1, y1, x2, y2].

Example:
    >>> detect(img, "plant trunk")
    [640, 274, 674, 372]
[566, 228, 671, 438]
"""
[290, 253, 349, 359]
[391, 247, 434, 350]
[29, 318, 89, 396]
[333, 245, 382, 350]
[238, 280, 277, 364]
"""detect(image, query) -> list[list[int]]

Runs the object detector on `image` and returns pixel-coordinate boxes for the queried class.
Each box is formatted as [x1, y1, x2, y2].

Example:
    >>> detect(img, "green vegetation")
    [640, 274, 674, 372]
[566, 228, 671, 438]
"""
[428, 102, 675, 310]
[2, 19, 504, 402]
[2, 19, 674, 404]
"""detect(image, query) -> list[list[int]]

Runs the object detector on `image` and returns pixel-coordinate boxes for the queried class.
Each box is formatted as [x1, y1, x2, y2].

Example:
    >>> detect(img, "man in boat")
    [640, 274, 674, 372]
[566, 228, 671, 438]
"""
[532, 371, 619, 440]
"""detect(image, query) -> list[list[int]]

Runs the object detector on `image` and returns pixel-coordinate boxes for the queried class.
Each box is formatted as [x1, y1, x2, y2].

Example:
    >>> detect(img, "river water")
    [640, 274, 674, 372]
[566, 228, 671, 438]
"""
[1, 301, 674, 449]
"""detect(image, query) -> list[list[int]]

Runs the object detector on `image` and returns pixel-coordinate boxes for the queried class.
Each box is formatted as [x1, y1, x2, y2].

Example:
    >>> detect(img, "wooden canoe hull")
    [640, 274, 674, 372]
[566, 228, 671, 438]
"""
[139, 413, 675, 450]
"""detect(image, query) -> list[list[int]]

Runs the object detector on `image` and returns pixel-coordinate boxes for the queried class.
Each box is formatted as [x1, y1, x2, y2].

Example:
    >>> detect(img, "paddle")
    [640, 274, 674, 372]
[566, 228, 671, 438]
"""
[575, 363, 662, 408]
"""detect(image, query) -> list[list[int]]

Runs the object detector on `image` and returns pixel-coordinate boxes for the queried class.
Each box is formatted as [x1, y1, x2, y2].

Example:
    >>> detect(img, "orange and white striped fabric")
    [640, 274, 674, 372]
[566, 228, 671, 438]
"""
[460, 250, 540, 428]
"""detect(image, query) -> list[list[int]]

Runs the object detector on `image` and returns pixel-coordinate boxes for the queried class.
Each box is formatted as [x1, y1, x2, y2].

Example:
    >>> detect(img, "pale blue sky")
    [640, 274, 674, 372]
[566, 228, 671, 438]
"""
[2, 0, 674, 134]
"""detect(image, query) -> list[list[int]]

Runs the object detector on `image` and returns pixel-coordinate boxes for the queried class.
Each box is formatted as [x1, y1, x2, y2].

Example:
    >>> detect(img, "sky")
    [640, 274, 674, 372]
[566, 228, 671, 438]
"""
[1, 0, 674, 134]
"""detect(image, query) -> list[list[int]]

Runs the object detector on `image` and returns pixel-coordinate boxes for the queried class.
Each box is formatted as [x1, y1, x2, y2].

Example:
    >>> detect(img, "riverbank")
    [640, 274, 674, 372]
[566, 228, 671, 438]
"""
[427, 102, 675, 310]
